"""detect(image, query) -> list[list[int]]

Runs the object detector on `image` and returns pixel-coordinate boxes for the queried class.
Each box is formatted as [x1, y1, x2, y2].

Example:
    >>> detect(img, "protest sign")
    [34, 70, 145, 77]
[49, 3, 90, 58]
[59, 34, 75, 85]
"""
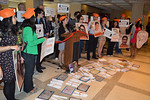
[76, 23, 89, 40]
[35, 24, 44, 38]
[17, 11, 25, 22]
[58, 3, 69, 13]
[111, 28, 120, 42]
[119, 19, 129, 27]
[82, 15, 88, 22]
[13, 51, 24, 91]
[40, 37, 55, 62]
[119, 35, 130, 48]
[136, 30, 149, 48]
[0, 0, 8, 5]
[45, 7, 55, 17]
[91, 21, 103, 37]
[104, 28, 114, 39]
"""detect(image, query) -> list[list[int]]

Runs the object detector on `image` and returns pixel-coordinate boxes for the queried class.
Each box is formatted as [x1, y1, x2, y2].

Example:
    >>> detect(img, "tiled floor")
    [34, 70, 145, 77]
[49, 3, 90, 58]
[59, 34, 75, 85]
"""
[0, 40, 150, 100]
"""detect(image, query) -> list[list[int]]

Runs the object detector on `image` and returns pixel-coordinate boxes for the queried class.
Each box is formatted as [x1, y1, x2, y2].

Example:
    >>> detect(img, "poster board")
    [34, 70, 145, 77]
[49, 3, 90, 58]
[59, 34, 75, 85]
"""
[136, 30, 149, 48]
[104, 28, 114, 39]
[17, 11, 25, 22]
[40, 37, 55, 62]
[44, 7, 55, 17]
[119, 19, 129, 27]
[58, 3, 70, 13]
[76, 23, 89, 40]
[111, 28, 120, 42]
[82, 15, 88, 22]
[0, 0, 8, 5]
[13, 51, 24, 91]
[119, 35, 130, 48]
[91, 21, 103, 37]
[35, 24, 44, 38]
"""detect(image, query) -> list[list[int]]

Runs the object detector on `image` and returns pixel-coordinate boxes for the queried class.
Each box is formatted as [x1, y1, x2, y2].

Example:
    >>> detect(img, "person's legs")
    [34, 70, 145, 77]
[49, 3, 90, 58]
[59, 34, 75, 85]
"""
[92, 37, 98, 58]
[3, 79, 15, 100]
[79, 40, 84, 58]
[23, 53, 35, 93]
[133, 43, 136, 57]
[59, 50, 63, 66]
[87, 36, 93, 60]
[130, 43, 133, 57]
[115, 42, 122, 54]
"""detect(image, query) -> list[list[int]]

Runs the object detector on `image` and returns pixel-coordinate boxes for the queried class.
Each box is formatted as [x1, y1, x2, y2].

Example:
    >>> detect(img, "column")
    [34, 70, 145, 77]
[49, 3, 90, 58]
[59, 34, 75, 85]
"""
[131, 1, 144, 23]
[26, 0, 43, 9]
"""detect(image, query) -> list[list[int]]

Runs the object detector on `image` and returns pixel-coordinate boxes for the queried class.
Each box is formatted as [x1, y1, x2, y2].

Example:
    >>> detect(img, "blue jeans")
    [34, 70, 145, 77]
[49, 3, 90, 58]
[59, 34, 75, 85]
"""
[22, 52, 35, 93]
[115, 42, 122, 54]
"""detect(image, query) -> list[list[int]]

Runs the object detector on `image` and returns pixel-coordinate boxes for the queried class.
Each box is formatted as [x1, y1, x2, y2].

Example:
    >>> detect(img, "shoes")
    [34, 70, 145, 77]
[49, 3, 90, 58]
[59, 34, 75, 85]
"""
[40, 66, 46, 69]
[92, 57, 98, 59]
[29, 88, 38, 94]
[37, 69, 43, 73]
[87, 58, 90, 60]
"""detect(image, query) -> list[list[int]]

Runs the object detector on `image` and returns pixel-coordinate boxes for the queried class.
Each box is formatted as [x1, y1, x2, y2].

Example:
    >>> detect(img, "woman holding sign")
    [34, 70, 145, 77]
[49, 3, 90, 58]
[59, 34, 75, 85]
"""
[58, 16, 71, 68]
[107, 19, 120, 56]
[21, 8, 47, 93]
[130, 18, 142, 58]
[98, 17, 108, 58]
[0, 8, 20, 100]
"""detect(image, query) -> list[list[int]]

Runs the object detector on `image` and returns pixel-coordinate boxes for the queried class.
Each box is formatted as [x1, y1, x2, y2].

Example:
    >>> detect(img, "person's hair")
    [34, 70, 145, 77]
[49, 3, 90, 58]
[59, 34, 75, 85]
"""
[77, 15, 82, 22]
[18, 3, 25, 10]
[34, 7, 44, 17]
[135, 20, 142, 29]
[122, 35, 128, 40]
[74, 11, 80, 17]
[0, 17, 18, 36]
[95, 22, 99, 25]
[79, 24, 85, 30]
[20, 16, 36, 33]
[112, 21, 119, 28]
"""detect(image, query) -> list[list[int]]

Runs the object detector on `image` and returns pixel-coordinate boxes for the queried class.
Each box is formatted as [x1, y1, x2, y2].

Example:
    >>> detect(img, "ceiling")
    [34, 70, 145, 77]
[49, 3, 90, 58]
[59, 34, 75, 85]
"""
[8, 0, 150, 11]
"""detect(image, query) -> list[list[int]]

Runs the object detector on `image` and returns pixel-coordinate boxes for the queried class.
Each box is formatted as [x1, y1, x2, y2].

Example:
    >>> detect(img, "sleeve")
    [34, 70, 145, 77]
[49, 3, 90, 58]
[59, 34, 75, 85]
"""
[23, 27, 45, 46]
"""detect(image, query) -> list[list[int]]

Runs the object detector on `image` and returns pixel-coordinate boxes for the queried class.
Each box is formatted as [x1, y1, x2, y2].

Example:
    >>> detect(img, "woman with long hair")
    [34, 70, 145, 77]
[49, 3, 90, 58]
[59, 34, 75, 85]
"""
[58, 16, 71, 68]
[21, 8, 46, 93]
[107, 19, 120, 56]
[130, 18, 142, 58]
[0, 8, 20, 100]
[98, 17, 108, 58]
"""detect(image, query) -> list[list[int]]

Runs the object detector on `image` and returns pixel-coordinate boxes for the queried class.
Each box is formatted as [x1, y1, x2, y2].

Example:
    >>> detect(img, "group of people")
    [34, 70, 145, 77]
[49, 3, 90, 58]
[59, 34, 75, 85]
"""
[0, 2, 147, 100]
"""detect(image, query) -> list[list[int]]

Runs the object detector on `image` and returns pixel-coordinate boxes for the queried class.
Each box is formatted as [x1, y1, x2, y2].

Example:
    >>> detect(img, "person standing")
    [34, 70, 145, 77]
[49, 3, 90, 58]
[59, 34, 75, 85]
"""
[58, 16, 71, 68]
[87, 13, 99, 60]
[21, 8, 46, 93]
[34, 7, 46, 73]
[98, 17, 108, 58]
[130, 18, 142, 58]
[0, 8, 20, 100]
[107, 19, 120, 56]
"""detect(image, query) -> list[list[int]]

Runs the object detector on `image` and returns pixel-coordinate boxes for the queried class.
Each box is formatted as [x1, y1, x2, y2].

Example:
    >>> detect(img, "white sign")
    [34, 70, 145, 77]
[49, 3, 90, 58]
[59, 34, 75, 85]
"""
[58, 3, 69, 13]
[44, 7, 55, 17]
[82, 15, 88, 23]
[0, 0, 8, 5]
[104, 28, 114, 39]
[17, 11, 25, 22]
[35, 24, 44, 38]
[40, 37, 55, 62]
[119, 19, 129, 27]
[136, 30, 149, 49]
[92, 21, 103, 37]
[111, 28, 120, 42]
[119, 35, 130, 48]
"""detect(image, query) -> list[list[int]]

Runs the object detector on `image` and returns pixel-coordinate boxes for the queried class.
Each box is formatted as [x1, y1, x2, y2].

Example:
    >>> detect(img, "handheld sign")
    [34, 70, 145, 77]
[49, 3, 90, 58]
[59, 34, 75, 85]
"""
[58, 3, 69, 13]
[17, 11, 25, 22]
[111, 28, 120, 42]
[45, 7, 55, 17]
[136, 30, 148, 48]
[35, 24, 44, 38]
[119, 19, 129, 27]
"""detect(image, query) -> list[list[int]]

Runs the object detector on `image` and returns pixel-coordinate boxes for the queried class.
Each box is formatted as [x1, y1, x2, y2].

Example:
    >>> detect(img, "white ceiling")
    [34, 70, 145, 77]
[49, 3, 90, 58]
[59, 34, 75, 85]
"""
[8, 0, 150, 11]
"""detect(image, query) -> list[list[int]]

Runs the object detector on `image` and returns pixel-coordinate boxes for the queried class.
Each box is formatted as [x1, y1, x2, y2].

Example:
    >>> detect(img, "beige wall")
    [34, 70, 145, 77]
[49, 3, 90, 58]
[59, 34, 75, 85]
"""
[81, 4, 101, 14]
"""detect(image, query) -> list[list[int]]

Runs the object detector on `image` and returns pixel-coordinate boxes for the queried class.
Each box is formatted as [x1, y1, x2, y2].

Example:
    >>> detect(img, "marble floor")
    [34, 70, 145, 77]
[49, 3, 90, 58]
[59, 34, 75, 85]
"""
[0, 39, 150, 100]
